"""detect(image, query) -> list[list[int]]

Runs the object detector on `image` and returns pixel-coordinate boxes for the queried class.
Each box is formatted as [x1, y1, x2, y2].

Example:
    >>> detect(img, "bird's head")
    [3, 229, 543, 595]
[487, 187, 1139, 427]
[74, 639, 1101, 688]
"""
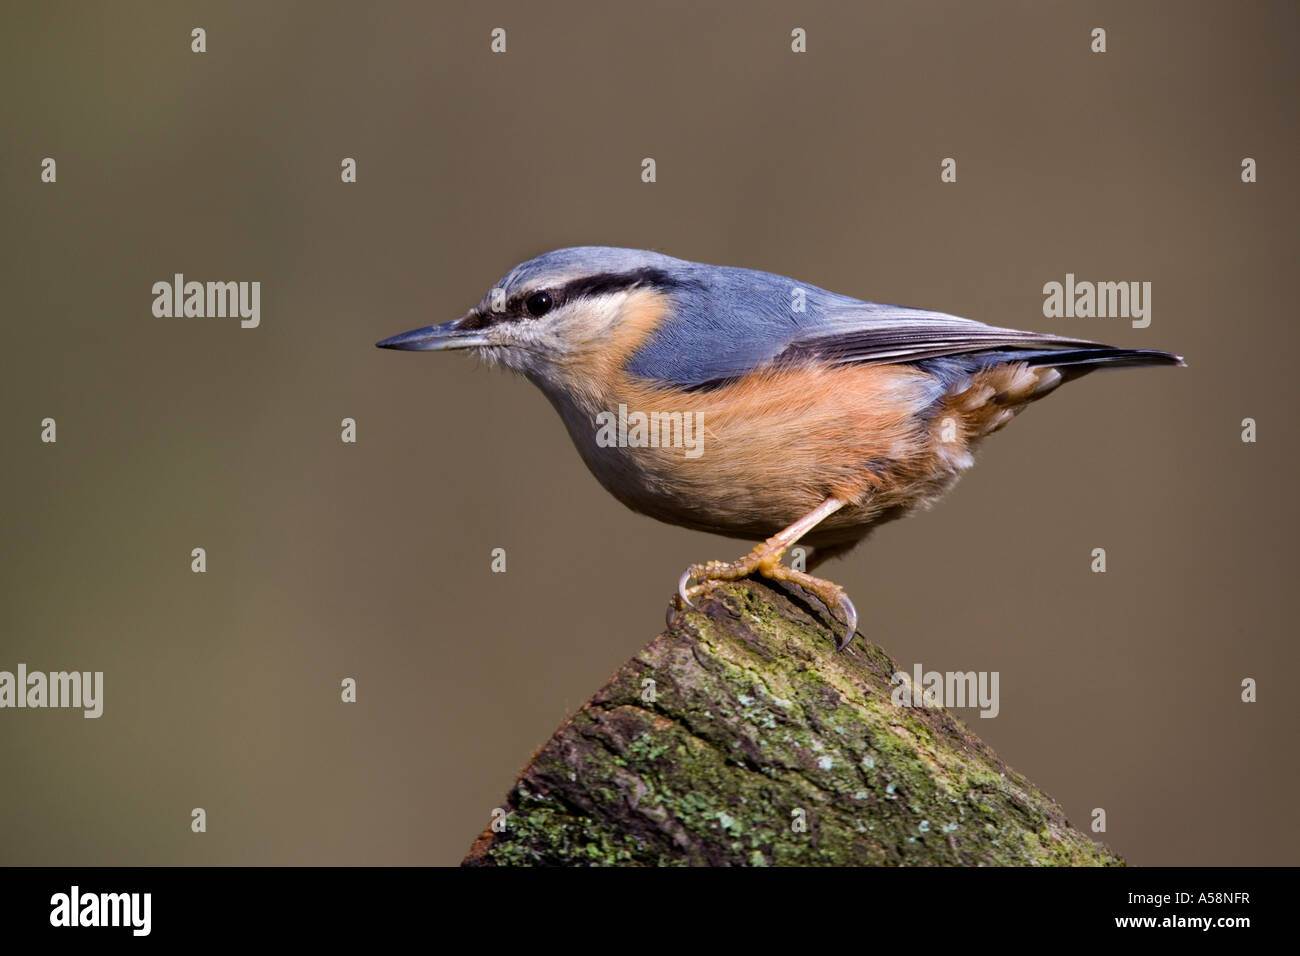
[376, 246, 696, 392]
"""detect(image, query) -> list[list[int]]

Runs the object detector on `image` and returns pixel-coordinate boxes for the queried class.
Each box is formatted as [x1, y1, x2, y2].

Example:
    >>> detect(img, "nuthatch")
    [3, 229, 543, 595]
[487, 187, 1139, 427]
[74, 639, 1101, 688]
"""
[378, 247, 1183, 649]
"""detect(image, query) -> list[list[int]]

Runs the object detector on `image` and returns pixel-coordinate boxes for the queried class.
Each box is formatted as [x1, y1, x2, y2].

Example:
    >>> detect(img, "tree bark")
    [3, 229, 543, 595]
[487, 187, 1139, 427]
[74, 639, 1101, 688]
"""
[463, 578, 1120, 866]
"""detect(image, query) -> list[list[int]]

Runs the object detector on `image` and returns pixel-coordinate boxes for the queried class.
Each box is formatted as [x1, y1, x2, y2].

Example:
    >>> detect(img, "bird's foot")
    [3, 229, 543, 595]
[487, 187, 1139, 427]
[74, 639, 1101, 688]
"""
[677, 547, 859, 651]
[768, 565, 859, 651]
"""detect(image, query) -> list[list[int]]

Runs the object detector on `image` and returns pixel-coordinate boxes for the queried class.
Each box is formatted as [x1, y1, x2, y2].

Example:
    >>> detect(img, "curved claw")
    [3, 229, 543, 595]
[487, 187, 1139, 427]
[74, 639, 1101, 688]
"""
[836, 592, 859, 651]
[677, 567, 697, 608]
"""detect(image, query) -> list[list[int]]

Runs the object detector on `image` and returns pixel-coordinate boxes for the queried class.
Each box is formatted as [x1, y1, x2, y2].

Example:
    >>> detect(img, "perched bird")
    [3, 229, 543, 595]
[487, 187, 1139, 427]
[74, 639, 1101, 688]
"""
[377, 247, 1182, 649]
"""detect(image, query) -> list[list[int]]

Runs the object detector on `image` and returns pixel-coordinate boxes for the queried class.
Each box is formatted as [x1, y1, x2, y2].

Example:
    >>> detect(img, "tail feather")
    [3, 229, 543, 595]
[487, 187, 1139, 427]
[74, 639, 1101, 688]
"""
[912, 344, 1184, 393]
[928, 344, 1183, 444]
[986, 346, 1185, 371]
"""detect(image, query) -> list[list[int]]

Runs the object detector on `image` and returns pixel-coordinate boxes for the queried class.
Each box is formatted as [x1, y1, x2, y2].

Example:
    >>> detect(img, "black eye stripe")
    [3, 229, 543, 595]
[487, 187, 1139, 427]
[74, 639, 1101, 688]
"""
[464, 267, 692, 330]
[554, 267, 687, 302]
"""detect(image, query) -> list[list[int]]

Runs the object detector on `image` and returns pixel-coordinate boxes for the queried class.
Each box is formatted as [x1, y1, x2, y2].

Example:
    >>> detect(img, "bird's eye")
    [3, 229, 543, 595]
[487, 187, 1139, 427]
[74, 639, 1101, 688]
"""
[525, 290, 554, 317]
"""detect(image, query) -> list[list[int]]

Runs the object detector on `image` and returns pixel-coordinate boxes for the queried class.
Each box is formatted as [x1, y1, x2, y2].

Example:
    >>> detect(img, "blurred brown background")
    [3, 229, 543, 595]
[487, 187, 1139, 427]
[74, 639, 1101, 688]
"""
[1, 0, 1296, 866]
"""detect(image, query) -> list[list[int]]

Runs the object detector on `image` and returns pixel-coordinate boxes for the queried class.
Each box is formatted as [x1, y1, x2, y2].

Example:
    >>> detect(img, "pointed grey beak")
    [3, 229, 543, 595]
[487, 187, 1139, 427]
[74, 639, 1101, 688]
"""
[375, 319, 488, 351]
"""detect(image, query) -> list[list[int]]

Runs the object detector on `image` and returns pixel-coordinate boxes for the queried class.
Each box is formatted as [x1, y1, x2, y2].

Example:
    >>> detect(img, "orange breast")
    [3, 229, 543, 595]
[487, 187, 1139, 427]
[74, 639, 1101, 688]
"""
[544, 287, 1062, 543]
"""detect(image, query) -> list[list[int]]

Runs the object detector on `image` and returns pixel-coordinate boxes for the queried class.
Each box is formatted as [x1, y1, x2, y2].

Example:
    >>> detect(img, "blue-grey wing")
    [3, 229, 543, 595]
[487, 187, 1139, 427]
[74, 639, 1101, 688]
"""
[623, 264, 1100, 389]
[784, 304, 1102, 366]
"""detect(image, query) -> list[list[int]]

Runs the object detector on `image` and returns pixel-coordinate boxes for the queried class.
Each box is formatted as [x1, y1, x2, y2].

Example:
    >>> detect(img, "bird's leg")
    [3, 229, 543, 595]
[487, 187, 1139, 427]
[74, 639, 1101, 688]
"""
[677, 497, 861, 650]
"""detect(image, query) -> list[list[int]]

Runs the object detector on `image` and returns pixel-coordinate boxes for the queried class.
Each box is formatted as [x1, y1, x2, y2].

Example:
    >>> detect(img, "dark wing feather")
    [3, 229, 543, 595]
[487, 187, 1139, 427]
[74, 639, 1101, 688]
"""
[780, 305, 1107, 366]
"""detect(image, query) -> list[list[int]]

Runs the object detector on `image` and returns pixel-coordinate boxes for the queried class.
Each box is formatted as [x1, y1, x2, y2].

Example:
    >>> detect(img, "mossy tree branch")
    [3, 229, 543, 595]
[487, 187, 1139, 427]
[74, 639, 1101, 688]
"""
[463, 578, 1119, 866]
